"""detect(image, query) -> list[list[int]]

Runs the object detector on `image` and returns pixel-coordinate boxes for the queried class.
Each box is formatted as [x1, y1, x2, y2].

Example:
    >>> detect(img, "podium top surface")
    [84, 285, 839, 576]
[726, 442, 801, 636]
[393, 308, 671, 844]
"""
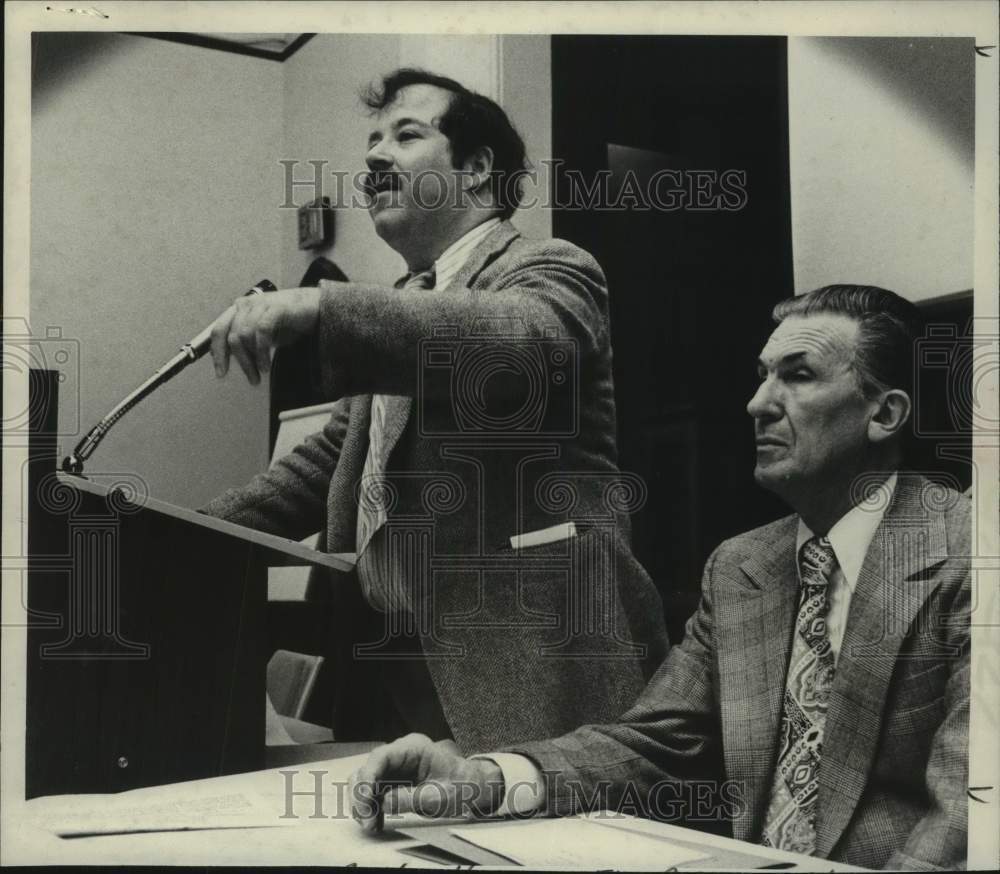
[56, 472, 355, 573]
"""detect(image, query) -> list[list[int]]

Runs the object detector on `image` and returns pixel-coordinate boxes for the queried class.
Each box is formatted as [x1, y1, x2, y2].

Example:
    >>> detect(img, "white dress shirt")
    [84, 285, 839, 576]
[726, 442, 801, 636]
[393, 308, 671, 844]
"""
[477, 472, 899, 816]
[356, 216, 502, 612]
[432, 217, 501, 291]
[795, 471, 897, 665]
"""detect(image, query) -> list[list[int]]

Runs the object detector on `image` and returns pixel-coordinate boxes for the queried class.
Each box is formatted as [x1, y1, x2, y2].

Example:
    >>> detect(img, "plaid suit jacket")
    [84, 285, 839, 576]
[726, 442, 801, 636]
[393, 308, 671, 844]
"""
[509, 474, 970, 870]
[203, 221, 669, 752]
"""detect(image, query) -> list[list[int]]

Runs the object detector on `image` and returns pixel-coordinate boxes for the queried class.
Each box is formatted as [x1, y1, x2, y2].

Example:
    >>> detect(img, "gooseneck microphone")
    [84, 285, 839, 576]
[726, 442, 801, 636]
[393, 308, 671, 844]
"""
[62, 279, 277, 476]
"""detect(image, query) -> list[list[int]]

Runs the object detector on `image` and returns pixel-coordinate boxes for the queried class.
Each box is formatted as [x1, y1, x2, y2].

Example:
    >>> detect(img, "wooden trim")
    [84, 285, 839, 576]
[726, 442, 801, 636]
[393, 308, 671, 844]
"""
[126, 33, 316, 62]
[57, 472, 355, 572]
[278, 401, 339, 422]
[280, 33, 315, 60]
[916, 289, 973, 309]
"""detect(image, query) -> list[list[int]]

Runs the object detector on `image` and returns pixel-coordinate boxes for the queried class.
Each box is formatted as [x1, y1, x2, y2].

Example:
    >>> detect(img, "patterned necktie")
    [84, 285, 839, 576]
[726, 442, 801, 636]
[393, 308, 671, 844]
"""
[355, 268, 436, 561]
[762, 536, 837, 855]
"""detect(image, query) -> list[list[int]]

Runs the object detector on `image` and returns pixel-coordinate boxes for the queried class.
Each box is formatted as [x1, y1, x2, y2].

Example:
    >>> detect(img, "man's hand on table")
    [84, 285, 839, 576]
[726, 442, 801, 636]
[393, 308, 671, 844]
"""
[209, 287, 320, 385]
[349, 734, 505, 833]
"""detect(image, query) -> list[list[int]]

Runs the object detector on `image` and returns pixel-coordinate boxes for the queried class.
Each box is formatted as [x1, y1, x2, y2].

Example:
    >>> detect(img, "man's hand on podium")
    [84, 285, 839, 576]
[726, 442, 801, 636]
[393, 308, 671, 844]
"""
[210, 287, 320, 385]
[349, 734, 504, 833]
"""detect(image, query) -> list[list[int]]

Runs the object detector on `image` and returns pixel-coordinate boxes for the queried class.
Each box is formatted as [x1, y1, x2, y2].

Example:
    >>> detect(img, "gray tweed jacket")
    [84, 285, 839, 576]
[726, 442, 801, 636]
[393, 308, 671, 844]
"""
[508, 474, 970, 870]
[203, 221, 670, 752]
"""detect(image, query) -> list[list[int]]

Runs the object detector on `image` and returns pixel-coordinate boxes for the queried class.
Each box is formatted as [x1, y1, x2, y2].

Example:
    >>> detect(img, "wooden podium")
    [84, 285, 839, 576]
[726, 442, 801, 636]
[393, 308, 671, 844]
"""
[25, 371, 352, 798]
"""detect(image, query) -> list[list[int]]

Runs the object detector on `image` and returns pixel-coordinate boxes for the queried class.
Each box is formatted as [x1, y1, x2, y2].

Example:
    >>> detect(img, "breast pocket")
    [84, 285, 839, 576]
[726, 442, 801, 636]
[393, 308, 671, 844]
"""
[882, 659, 951, 742]
[885, 696, 946, 737]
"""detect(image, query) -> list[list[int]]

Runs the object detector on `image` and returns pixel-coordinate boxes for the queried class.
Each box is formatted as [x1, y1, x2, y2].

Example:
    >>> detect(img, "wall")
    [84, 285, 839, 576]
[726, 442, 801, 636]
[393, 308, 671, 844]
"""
[399, 35, 501, 99]
[280, 33, 404, 289]
[788, 37, 974, 300]
[31, 32, 282, 506]
[500, 36, 553, 241]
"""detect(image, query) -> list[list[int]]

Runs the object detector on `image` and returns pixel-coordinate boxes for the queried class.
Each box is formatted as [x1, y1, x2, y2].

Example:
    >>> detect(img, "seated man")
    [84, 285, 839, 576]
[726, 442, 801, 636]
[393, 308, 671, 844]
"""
[202, 68, 668, 750]
[351, 285, 970, 871]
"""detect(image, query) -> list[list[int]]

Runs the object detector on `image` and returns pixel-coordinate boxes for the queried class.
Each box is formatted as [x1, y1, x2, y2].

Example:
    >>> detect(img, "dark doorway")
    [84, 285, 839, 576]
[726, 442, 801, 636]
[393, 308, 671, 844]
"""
[551, 36, 794, 637]
[909, 291, 974, 494]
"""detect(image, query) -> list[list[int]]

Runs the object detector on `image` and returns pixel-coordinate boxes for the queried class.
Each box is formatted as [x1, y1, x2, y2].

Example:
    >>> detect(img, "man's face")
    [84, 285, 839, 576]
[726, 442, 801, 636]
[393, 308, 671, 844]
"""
[747, 313, 879, 500]
[364, 84, 463, 258]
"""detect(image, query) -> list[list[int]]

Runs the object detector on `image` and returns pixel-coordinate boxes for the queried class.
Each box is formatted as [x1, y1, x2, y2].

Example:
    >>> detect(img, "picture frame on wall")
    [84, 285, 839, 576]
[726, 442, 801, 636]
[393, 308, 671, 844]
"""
[297, 197, 333, 250]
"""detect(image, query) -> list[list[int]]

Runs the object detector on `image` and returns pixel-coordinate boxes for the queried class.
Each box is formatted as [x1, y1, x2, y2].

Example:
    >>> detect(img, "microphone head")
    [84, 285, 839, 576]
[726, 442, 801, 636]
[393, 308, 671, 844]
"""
[249, 279, 277, 295]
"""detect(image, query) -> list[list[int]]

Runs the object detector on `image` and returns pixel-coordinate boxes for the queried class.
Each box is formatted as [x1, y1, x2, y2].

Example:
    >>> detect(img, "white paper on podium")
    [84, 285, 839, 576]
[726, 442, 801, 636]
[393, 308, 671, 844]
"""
[451, 816, 711, 869]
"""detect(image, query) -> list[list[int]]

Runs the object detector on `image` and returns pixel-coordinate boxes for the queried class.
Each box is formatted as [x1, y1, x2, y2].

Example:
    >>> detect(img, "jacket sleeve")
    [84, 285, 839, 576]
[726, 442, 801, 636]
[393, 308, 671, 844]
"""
[200, 397, 350, 541]
[504, 548, 725, 820]
[313, 242, 610, 399]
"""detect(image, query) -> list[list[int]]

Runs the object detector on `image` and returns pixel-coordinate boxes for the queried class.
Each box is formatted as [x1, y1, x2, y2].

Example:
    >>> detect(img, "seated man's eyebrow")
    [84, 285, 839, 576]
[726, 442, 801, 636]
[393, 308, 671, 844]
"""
[758, 350, 807, 368]
[778, 351, 808, 366]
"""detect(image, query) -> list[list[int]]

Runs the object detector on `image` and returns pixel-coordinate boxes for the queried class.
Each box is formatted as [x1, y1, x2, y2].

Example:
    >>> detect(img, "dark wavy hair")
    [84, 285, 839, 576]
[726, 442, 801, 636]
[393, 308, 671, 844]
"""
[772, 284, 921, 399]
[361, 68, 529, 219]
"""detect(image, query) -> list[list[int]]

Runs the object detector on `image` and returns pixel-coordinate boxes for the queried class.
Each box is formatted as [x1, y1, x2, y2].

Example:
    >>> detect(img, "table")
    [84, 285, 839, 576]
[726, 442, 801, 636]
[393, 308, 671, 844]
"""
[6, 743, 866, 870]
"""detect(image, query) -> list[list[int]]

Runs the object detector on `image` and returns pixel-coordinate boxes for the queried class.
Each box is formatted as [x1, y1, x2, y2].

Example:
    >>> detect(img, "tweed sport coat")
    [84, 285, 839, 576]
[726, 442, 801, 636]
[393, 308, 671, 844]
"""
[508, 474, 970, 870]
[204, 221, 669, 753]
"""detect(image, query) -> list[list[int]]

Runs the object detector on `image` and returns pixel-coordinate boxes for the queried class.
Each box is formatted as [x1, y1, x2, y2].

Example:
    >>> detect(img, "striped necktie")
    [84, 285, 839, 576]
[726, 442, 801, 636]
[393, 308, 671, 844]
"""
[761, 535, 837, 855]
[355, 268, 436, 561]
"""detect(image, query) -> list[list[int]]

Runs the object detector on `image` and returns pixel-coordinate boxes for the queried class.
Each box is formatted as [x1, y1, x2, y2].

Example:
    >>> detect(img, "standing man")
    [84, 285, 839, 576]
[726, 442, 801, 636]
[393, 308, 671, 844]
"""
[352, 285, 970, 871]
[203, 69, 668, 751]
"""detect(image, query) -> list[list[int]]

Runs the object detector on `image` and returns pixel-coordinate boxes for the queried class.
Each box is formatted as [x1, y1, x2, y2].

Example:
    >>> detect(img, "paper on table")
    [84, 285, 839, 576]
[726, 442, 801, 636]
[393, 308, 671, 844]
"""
[23, 752, 371, 837]
[25, 790, 286, 836]
[451, 817, 711, 869]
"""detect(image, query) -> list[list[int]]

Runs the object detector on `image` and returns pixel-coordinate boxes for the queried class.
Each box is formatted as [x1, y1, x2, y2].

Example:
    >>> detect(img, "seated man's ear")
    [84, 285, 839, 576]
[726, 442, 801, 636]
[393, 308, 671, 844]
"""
[868, 389, 912, 444]
[461, 146, 495, 194]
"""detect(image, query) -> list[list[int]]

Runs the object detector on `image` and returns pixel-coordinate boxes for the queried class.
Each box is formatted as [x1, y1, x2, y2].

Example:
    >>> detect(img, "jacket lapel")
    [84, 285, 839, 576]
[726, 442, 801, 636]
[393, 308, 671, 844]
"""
[447, 220, 520, 291]
[815, 474, 949, 856]
[376, 221, 521, 464]
[720, 517, 799, 843]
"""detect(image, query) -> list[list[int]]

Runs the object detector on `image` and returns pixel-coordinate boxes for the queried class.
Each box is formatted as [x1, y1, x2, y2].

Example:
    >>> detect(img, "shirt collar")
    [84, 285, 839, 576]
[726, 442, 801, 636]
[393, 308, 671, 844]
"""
[795, 471, 898, 592]
[432, 217, 501, 291]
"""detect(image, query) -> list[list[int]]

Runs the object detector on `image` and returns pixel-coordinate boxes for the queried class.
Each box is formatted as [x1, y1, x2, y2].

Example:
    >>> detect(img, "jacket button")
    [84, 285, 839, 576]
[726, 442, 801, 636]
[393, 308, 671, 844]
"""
[117, 756, 129, 768]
